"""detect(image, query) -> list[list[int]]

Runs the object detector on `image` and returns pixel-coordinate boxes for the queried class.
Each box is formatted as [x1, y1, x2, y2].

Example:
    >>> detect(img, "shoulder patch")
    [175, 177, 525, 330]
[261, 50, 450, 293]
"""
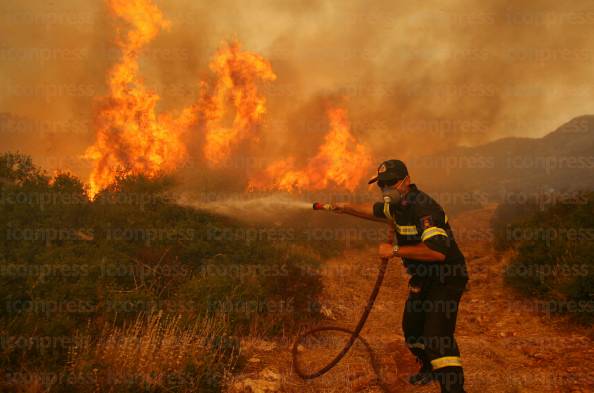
[420, 215, 433, 230]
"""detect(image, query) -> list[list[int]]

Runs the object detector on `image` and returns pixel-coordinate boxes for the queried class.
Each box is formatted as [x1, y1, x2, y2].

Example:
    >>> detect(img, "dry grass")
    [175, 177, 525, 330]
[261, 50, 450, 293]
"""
[68, 311, 238, 392]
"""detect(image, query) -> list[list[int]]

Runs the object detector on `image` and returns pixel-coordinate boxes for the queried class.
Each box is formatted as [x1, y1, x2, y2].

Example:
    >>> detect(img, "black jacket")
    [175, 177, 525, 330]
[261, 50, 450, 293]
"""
[373, 184, 468, 285]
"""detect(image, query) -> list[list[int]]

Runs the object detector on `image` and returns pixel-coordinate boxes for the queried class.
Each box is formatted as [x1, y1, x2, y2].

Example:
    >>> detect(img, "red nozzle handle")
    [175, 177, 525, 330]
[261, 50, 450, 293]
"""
[313, 202, 334, 211]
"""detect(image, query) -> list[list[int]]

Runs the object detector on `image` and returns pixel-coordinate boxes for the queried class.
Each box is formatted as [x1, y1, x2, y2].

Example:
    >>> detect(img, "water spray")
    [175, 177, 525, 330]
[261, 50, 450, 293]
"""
[177, 193, 313, 221]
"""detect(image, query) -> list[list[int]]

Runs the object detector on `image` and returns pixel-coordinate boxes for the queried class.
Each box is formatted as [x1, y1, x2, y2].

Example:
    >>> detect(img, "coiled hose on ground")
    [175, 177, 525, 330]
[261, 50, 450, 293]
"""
[292, 208, 394, 392]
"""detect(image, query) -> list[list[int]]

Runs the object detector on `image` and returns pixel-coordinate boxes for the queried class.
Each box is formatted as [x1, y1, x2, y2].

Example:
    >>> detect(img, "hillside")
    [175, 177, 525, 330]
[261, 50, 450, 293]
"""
[413, 115, 594, 197]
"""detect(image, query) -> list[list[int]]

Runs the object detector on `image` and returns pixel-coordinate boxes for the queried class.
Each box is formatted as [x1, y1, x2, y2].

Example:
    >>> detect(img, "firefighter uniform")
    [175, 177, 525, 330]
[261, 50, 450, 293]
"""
[373, 183, 468, 393]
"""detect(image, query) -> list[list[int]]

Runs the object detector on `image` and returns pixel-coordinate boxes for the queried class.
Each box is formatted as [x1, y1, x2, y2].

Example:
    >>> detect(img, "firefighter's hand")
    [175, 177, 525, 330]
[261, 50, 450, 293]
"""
[378, 243, 394, 259]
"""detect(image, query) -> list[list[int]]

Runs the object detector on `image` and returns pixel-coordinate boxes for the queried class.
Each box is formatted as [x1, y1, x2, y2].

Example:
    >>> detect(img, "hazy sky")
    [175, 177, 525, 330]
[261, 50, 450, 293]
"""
[2, 0, 594, 177]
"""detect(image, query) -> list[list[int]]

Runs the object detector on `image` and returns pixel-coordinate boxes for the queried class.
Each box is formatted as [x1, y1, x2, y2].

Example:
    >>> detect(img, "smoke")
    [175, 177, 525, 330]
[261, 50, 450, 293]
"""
[2, 0, 594, 186]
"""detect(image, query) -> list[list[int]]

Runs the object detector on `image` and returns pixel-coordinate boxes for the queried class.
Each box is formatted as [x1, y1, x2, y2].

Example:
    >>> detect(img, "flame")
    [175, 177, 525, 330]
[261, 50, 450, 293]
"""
[199, 41, 276, 167]
[84, 0, 276, 196]
[84, 0, 197, 197]
[248, 107, 372, 192]
[84, 0, 371, 196]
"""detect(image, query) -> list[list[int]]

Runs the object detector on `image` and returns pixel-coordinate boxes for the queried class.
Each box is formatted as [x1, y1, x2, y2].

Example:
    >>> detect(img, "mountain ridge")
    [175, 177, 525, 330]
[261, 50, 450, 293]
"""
[413, 115, 594, 197]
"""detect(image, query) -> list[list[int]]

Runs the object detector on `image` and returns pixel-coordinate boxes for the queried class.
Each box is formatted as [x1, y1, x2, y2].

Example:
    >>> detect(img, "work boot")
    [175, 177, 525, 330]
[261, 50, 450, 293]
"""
[408, 359, 434, 385]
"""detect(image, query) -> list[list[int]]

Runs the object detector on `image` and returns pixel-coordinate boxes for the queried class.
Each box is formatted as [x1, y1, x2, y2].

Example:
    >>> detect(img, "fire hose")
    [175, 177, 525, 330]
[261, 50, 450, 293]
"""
[291, 202, 395, 392]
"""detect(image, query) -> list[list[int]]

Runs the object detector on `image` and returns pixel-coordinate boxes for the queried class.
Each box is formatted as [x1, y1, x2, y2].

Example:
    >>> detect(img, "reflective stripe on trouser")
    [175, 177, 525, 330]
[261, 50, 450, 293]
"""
[431, 356, 462, 369]
[402, 277, 466, 393]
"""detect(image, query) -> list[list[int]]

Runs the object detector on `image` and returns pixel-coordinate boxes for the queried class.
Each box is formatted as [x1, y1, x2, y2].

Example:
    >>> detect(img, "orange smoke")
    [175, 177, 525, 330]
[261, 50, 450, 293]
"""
[248, 107, 372, 192]
[84, 0, 196, 197]
[199, 41, 276, 167]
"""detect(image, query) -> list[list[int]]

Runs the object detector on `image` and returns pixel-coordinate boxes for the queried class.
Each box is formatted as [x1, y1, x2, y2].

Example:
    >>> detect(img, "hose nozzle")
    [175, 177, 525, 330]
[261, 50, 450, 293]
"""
[312, 202, 334, 211]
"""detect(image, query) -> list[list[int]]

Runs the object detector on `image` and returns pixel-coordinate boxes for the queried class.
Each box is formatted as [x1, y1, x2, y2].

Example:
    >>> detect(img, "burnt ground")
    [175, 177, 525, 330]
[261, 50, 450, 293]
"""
[229, 206, 594, 393]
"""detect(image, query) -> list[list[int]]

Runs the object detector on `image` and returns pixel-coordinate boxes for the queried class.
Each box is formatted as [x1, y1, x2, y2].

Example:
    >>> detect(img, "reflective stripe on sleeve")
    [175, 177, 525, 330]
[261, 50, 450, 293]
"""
[421, 226, 448, 241]
[430, 356, 462, 369]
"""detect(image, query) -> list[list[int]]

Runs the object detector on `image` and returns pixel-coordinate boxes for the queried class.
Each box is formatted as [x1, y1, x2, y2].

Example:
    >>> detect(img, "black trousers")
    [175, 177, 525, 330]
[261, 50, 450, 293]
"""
[403, 276, 466, 393]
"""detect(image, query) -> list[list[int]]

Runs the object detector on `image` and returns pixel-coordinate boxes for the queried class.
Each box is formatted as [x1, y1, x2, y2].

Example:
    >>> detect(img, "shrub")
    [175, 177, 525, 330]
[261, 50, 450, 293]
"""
[0, 152, 324, 392]
[493, 193, 594, 324]
[67, 312, 237, 393]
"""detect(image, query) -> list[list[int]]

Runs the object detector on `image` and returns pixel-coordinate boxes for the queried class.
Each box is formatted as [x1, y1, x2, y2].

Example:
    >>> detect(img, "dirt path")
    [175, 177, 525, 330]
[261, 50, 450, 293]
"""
[230, 206, 594, 393]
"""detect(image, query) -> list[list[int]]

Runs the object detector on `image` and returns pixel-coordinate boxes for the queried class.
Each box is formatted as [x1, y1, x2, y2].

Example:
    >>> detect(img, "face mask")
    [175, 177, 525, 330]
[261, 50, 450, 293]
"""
[382, 187, 402, 204]
[381, 177, 406, 205]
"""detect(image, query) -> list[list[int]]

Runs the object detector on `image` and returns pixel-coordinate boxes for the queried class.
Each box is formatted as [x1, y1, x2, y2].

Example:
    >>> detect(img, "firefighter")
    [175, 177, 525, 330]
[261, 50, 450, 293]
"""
[333, 159, 468, 393]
